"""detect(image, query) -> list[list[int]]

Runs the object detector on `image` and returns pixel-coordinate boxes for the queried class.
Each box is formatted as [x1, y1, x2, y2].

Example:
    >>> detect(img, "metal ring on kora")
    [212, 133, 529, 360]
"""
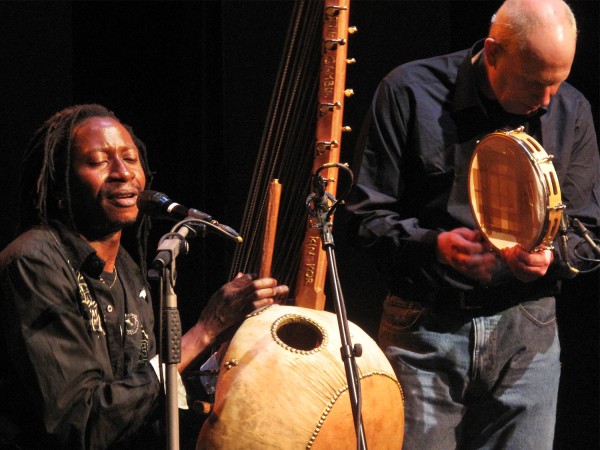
[197, 304, 404, 449]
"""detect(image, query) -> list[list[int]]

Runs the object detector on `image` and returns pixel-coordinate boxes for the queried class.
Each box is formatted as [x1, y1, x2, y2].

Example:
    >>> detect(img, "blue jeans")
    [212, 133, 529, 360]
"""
[379, 294, 560, 450]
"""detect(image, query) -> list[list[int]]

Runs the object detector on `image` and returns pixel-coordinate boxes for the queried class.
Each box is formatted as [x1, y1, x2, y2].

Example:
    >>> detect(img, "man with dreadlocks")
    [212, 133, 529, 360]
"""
[0, 104, 289, 449]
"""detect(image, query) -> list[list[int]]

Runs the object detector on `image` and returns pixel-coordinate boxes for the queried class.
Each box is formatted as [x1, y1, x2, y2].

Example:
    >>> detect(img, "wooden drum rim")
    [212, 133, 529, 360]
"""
[468, 128, 564, 252]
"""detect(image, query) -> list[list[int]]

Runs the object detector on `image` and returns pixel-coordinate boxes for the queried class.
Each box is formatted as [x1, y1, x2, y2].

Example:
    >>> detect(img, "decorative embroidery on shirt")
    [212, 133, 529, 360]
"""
[125, 313, 140, 336]
[139, 288, 147, 300]
[76, 271, 106, 336]
[137, 327, 149, 369]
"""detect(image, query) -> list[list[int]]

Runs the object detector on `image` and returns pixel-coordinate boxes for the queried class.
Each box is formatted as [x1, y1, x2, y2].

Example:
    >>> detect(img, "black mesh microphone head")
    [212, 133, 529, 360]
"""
[136, 190, 169, 215]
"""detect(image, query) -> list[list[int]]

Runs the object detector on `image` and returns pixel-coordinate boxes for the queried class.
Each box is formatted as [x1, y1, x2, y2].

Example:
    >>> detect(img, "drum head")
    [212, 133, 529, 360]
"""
[469, 133, 547, 251]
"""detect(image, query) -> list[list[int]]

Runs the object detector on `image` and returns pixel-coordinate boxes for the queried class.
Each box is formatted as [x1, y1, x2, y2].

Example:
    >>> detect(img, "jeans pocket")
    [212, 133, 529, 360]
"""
[517, 296, 557, 327]
[378, 294, 426, 348]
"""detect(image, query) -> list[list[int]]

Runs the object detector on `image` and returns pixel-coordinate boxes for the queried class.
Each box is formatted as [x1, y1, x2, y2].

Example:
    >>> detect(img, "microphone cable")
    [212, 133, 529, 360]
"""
[558, 215, 600, 274]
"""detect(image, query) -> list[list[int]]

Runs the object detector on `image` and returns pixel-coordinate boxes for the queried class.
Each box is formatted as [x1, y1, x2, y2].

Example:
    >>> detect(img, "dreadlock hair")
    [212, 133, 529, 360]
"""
[17, 104, 154, 274]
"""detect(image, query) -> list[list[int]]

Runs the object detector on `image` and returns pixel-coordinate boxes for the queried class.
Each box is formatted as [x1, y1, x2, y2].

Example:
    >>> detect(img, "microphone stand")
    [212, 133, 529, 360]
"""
[148, 217, 242, 450]
[307, 164, 367, 450]
[152, 224, 194, 450]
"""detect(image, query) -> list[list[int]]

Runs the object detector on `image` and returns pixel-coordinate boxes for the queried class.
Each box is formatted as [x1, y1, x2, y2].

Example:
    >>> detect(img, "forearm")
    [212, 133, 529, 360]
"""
[346, 188, 441, 266]
[179, 321, 216, 372]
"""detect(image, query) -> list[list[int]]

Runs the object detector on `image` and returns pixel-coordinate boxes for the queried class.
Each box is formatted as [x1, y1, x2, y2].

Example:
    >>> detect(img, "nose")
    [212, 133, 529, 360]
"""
[539, 88, 552, 108]
[534, 85, 559, 108]
[109, 156, 135, 180]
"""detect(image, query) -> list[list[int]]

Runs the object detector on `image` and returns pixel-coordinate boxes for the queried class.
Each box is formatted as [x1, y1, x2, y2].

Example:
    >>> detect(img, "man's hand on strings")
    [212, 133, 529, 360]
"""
[180, 273, 289, 370]
[199, 273, 289, 338]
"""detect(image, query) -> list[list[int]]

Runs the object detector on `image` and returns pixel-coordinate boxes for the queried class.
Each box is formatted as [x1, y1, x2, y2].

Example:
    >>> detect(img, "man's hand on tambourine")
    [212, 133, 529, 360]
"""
[500, 245, 554, 283]
[437, 228, 499, 282]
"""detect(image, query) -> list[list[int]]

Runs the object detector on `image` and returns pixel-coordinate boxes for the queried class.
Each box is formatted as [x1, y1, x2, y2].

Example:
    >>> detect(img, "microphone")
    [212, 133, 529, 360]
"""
[313, 174, 328, 209]
[307, 173, 333, 218]
[137, 190, 212, 221]
[571, 217, 600, 258]
[138, 190, 242, 243]
[557, 214, 579, 276]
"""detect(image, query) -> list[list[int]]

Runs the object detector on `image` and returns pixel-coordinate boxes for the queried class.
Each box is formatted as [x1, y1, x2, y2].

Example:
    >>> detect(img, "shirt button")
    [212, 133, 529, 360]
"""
[107, 305, 114, 313]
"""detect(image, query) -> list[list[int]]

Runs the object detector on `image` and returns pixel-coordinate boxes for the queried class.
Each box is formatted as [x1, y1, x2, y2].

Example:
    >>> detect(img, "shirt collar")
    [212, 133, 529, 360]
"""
[49, 221, 106, 277]
[452, 40, 485, 115]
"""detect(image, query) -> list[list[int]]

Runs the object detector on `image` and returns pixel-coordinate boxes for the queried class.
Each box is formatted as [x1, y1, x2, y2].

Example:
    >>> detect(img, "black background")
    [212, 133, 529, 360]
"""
[0, 1, 597, 448]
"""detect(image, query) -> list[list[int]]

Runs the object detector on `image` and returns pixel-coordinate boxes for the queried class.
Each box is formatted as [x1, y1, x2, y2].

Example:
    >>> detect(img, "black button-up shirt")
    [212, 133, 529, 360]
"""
[0, 222, 162, 449]
[345, 41, 600, 296]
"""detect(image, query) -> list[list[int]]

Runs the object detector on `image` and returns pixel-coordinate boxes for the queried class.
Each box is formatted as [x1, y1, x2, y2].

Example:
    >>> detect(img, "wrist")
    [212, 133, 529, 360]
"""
[180, 321, 216, 369]
[436, 231, 450, 265]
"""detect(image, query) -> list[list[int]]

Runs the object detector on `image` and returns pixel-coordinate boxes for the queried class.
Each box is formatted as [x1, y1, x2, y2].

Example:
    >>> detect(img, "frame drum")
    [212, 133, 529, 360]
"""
[468, 128, 564, 252]
[197, 305, 404, 449]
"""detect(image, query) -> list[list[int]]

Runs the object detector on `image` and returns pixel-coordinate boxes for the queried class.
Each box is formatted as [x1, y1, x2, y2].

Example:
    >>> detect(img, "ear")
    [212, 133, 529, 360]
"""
[484, 38, 501, 67]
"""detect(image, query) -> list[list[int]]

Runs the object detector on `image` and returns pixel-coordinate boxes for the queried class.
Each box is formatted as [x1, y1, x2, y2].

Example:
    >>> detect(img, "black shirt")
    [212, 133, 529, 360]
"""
[0, 223, 162, 449]
[345, 41, 600, 296]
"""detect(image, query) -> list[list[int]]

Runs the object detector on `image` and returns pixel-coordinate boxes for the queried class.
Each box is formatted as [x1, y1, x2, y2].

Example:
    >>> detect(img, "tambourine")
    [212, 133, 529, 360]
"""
[468, 127, 564, 252]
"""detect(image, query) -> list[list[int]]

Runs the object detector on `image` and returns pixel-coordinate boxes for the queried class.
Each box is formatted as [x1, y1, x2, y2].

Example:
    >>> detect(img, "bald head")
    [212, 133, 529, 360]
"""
[482, 0, 578, 115]
[490, 0, 577, 53]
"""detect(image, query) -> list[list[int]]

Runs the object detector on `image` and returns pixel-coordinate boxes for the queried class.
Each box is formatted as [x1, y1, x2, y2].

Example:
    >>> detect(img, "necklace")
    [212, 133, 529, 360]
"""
[100, 267, 119, 289]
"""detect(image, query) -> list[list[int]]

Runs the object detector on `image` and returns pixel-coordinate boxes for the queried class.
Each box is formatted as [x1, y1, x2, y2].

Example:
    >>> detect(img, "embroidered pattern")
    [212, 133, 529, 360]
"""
[125, 313, 140, 336]
[76, 271, 106, 336]
[138, 327, 149, 368]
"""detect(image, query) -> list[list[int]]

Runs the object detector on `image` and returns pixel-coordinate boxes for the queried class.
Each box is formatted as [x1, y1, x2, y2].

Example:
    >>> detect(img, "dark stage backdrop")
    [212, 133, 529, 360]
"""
[1, 1, 598, 448]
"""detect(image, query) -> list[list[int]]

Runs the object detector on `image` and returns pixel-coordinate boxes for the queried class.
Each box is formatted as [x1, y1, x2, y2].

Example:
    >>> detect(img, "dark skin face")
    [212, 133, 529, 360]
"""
[66, 116, 289, 368]
[69, 117, 146, 241]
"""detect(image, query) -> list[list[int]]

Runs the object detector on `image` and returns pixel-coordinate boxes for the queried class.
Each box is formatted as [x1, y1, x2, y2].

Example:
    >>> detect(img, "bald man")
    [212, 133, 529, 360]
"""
[345, 0, 600, 448]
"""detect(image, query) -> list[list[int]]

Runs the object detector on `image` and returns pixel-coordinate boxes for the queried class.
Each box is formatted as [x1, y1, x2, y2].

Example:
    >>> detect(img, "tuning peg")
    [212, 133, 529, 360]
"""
[344, 89, 354, 97]
[348, 26, 358, 35]
[346, 58, 357, 64]
[324, 39, 347, 51]
[319, 102, 342, 116]
[325, 5, 348, 18]
[315, 140, 339, 156]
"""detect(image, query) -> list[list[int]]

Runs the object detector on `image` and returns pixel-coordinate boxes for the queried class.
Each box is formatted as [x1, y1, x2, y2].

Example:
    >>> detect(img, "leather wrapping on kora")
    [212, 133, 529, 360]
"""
[198, 304, 404, 449]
